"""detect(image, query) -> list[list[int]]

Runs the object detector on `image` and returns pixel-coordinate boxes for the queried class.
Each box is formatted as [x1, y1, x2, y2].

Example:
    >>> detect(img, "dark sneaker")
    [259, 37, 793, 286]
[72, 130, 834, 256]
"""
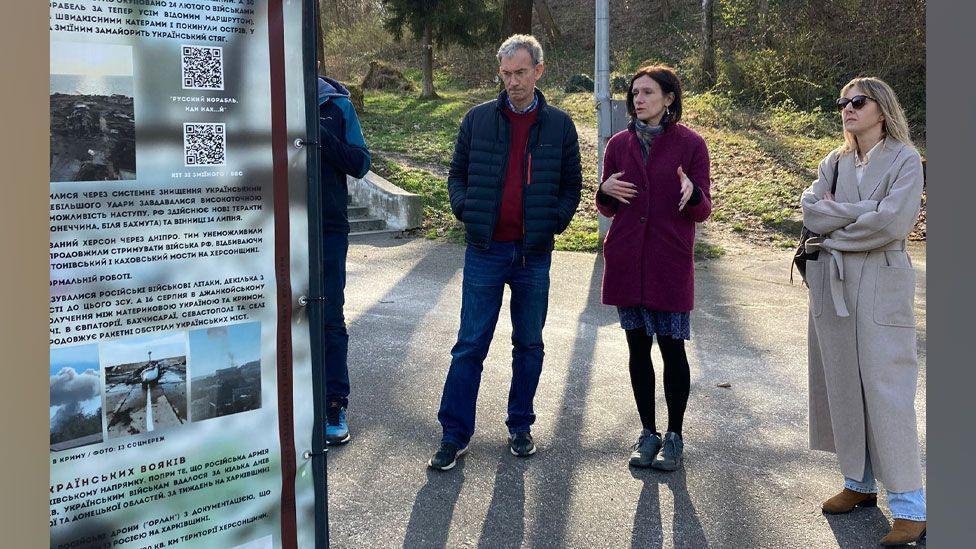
[428, 442, 468, 471]
[628, 429, 663, 468]
[325, 404, 350, 446]
[651, 431, 684, 471]
[509, 431, 537, 457]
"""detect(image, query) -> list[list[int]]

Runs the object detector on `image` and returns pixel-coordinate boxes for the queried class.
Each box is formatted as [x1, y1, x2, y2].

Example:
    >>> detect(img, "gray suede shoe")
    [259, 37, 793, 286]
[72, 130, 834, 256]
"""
[651, 431, 684, 471]
[628, 429, 663, 468]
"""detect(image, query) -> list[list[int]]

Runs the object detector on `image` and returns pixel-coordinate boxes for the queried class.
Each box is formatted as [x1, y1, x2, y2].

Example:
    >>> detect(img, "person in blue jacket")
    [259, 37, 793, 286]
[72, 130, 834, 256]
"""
[317, 74, 371, 445]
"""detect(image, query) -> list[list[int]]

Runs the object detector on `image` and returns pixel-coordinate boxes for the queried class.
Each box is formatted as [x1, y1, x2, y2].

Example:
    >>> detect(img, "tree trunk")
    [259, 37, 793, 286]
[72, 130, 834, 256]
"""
[701, 0, 716, 88]
[420, 23, 438, 99]
[758, 0, 773, 47]
[533, 0, 562, 44]
[329, 0, 342, 27]
[501, 0, 533, 38]
[316, 0, 327, 75]
[660, 0, 672, 22]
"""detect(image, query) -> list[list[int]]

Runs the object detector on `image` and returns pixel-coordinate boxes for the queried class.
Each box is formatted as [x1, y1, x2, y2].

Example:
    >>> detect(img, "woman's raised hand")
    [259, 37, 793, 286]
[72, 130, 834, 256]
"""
[601, 171, 638, 204]
[677, 166, 694, 211]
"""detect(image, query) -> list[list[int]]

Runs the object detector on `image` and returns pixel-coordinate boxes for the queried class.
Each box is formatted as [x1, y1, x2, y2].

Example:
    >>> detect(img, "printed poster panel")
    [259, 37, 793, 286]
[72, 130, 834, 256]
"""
[49, 1, 313, 547]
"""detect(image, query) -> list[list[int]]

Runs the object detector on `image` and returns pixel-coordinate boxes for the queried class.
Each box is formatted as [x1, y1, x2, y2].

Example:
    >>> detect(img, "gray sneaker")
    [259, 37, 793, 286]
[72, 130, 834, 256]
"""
[651, 431, 684, 471]
[629, 429, 663, 468]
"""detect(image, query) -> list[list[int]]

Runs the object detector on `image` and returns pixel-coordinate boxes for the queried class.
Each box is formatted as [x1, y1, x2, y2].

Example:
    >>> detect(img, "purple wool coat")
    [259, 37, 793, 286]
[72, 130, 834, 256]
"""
[596, 123, 712, 312]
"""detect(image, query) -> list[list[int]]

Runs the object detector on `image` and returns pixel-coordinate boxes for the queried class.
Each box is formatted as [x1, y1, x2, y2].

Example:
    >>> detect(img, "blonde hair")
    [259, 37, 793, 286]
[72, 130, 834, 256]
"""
[839, 77, 912, 156]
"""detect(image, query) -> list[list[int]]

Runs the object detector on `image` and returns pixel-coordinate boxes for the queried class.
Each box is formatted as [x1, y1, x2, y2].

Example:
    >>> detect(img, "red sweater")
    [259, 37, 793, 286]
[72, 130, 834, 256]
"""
[493, 107, 538, 241]
[596, 124, 713, 312]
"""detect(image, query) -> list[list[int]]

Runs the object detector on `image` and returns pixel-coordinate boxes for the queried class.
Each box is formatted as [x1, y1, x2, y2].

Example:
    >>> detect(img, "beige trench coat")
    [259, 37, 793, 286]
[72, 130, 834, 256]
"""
[800, 140, 924, 493]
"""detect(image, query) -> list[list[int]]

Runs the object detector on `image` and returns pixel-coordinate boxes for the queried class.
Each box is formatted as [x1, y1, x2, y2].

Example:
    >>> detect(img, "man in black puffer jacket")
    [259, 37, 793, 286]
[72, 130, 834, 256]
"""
[429, 35, 583, 471]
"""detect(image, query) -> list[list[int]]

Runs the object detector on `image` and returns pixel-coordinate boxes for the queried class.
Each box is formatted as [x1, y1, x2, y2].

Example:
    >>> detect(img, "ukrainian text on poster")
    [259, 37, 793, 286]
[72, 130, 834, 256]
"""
[49, 2, 296, 547]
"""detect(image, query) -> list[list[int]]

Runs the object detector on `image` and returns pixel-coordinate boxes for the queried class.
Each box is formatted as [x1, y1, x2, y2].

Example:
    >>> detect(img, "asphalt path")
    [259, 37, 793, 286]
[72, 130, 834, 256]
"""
[325, 234, 926, 548]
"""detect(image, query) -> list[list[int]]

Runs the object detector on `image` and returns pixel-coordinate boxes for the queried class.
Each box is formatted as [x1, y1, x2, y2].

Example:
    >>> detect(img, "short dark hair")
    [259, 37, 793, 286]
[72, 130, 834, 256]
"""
[626, 64, 683, 124]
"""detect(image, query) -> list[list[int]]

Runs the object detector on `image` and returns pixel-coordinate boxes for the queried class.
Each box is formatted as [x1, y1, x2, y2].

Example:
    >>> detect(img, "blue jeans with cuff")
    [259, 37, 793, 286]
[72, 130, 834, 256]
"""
[437, 241, 551, 448]
[844, 448, 926, 521]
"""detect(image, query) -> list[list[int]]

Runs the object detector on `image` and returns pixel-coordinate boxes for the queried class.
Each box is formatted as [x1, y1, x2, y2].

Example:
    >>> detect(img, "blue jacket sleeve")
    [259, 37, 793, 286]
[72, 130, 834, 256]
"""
[320, 97, 371, 179]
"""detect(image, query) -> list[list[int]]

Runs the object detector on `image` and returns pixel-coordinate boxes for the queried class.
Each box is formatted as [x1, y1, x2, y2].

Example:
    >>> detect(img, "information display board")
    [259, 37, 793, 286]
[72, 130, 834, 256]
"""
[48, 1, 315, 547]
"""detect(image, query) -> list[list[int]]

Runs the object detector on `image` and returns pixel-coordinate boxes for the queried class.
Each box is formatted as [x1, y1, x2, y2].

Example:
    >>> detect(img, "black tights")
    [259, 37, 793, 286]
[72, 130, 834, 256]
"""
[625, 329, 691, 438]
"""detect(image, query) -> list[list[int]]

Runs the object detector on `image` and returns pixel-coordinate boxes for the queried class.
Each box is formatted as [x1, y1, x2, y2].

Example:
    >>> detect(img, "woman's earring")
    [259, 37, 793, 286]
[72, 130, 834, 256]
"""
[665, 105, 672, 117]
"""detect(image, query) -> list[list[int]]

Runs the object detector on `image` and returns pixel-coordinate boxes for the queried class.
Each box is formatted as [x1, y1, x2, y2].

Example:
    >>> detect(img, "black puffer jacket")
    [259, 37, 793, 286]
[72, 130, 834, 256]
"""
[447, 89, 583, 255]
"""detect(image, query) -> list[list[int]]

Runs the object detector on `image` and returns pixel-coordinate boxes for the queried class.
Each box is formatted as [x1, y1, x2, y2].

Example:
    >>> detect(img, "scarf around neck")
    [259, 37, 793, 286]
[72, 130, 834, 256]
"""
[634, 115, 667, 161]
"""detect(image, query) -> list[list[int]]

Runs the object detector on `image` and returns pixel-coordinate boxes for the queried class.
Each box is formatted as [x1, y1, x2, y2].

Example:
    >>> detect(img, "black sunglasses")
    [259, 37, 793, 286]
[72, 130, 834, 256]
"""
[836, 95, 876, 111]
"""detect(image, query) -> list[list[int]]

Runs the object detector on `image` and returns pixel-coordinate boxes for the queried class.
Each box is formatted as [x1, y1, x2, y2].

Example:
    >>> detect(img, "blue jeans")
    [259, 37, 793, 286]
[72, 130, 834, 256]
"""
[438, 241, 552, 448]
[844, 448, 926, 521]
[322, 232, 349, 408]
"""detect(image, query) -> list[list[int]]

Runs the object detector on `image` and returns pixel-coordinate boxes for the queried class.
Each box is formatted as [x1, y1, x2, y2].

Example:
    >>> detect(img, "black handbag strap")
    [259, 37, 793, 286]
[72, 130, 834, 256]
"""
[830, 155, 839, 194]
[790, 155, 841, 285]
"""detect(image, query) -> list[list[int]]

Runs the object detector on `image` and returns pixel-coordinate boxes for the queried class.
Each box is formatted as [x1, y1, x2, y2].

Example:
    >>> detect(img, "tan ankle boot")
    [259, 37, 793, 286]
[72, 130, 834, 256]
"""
[821, 488, 878, 514]
[879, 519, 926, 546]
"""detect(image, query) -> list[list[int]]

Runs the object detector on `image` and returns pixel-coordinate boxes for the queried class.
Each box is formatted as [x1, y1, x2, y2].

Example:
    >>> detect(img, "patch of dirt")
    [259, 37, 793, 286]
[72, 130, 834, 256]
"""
[373, 150, 448, 178]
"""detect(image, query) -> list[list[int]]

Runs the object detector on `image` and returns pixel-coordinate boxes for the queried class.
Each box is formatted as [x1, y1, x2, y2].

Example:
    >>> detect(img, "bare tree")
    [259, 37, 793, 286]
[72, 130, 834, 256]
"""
[533, 0, 562, 43]
[701, 0, 716, 88]
[501, 0, 533, 38]
[317, 0, 327, 74]
[421, 23, 436, 98]
[383, 0, 489, 99]
[660, 0, 672, 22]
[758, 0, 772, 47]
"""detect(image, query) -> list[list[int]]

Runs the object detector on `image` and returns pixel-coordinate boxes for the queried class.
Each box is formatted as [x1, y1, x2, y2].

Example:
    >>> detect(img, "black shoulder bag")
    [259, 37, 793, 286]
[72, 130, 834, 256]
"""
[792, 158, 839, 286]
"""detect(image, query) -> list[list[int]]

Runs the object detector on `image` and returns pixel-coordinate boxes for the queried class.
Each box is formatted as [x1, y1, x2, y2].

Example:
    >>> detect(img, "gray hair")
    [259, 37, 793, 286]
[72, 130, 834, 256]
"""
[497, 34, 544, 66]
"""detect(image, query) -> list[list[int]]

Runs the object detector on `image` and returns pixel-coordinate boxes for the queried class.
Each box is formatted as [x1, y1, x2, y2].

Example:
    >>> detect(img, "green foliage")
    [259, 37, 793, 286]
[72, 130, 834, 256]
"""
[381, 0, 492, 48]
[695, 240, 726, 260]
[717, 48, 833, 109]
[371, 157, 465, 242]
[326, 0, 925, 139]
[359, 80, 853, 250]
[565, 74, 595, 93]
[611, 75, 630, 94]
[361, 89, 496, 166]
[684, 91, 751, 130]
[718, 0, 751, 29]
[555, 218, 599, 252]
[767, 100, 836, 139]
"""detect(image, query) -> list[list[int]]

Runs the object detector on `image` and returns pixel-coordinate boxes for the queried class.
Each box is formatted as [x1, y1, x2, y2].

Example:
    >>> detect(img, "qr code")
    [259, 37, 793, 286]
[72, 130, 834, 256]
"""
[181, 45, 224, 90]
[184, 123, 226, 166]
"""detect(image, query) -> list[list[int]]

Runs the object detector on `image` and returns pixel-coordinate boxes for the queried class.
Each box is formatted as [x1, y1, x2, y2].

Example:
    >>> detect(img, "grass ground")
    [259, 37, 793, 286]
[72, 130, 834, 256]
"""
[358, 84, 917, 255]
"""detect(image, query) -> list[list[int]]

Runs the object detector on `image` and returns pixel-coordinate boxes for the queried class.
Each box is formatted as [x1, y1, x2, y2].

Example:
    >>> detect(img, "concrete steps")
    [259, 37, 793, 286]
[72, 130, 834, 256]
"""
[348, 196, 400, 236]
[348, 216, 388, 233]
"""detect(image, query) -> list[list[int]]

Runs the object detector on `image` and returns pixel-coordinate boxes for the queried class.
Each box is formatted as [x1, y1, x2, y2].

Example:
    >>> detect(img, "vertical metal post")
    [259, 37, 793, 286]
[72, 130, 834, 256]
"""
[595, 0, 612, 240]
[301, 0, 329, 546]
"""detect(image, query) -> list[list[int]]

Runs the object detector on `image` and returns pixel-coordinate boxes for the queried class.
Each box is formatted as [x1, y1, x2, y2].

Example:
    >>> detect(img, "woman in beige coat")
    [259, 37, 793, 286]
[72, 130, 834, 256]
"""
[800, 77, 925, 546]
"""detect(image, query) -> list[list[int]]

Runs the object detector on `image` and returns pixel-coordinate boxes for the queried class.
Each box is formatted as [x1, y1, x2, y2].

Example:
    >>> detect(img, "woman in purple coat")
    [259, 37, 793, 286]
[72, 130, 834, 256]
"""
[596, 65, 712, 471]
